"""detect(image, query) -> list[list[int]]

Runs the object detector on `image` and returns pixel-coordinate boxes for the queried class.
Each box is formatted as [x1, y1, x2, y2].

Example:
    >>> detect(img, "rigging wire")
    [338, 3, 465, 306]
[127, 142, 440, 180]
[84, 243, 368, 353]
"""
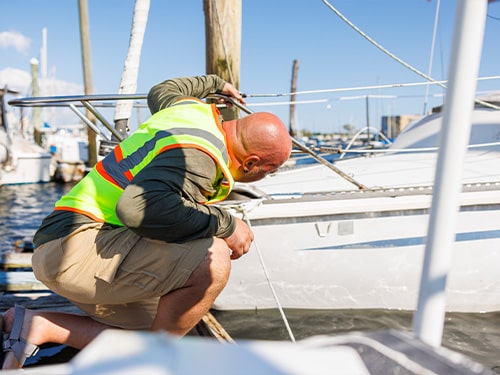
[487, 13, 500, 21]
[323, 140, 500, 155]
[320, 0, 442, 88]
[248, 99, 329, 107]
[245, 75, 500, 98]
[423, 0, 441, 115]
[320, 0, 500, 111]
[239, 1, 499, 111]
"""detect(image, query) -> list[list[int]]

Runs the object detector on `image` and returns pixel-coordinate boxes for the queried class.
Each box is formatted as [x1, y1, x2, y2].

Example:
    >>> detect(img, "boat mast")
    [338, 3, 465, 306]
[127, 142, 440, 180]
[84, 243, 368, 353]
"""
[289, 59, 299, 137]
[412, 0, 488, 347]
[30, 58, 41, 144]
[113, 0, 150, 139]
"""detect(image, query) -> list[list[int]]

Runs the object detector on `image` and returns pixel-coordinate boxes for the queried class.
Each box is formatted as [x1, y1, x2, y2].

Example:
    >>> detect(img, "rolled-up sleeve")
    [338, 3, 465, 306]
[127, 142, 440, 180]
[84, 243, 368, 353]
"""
[147, 75, 226, 114]
[116, 148, 236, 243]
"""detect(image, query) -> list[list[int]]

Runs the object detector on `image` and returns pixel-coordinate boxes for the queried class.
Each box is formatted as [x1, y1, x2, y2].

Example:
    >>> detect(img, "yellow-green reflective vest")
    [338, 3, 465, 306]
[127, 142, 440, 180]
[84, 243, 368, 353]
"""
[55, 100, 234, 225]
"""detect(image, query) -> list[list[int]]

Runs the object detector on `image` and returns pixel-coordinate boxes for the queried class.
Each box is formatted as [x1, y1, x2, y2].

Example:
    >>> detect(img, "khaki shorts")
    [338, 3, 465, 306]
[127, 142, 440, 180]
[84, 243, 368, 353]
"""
[32, 223, 211, 329]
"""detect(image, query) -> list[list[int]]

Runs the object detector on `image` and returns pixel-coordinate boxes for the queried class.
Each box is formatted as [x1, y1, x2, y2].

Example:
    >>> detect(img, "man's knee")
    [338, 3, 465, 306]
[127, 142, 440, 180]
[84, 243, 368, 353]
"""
[188, 238, 231, 292]
[208, 238, 231, 284]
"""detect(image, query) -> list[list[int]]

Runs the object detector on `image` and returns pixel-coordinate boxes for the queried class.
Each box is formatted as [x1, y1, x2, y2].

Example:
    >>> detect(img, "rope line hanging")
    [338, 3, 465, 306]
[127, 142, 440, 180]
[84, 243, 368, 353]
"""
[238, 207, 296, 343]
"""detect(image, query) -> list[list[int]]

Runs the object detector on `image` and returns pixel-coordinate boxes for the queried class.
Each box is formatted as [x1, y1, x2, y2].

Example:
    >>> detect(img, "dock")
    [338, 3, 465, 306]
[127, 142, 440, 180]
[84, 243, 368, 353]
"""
[0, 250, 234, 357]
[1, 252, 33, 270]
[0, 252, 51, 294]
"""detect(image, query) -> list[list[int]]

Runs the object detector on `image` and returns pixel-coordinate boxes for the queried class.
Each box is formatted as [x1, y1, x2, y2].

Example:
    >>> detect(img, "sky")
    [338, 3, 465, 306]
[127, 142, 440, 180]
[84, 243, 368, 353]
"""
[1, 0, 500, 135]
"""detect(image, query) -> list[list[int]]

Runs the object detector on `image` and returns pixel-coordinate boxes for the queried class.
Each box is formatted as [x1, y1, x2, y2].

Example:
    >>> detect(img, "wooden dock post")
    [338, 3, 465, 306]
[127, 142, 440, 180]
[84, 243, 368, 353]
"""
[203, 0, 241, 121]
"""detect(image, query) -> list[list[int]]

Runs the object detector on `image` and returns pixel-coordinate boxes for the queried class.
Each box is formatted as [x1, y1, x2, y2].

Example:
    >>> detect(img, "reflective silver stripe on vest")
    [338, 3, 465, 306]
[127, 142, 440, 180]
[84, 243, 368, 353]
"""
[101, 127, 228, 188]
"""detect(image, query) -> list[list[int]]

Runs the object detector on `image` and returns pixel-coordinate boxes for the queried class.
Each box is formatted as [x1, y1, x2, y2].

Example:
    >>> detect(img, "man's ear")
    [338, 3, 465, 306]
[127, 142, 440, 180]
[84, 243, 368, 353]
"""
[243, 155, 260, 171]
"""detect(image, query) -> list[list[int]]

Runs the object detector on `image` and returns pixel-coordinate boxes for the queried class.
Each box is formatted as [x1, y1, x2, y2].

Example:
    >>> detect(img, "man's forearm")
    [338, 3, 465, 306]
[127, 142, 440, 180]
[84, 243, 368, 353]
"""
[116, 184, 236, 243]
[147, 75, 226, 114]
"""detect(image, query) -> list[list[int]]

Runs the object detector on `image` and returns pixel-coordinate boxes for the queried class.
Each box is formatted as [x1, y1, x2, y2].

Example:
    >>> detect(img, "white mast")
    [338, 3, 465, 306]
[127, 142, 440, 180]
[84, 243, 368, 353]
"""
[113, 0, 150, 137]
[40, 27, 48, 80]
[412, 0, 488, 348]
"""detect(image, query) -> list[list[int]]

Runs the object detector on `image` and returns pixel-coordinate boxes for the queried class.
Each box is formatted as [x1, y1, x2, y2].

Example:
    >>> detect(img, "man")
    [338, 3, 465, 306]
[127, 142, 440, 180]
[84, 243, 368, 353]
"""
[1, 75, 292, 369]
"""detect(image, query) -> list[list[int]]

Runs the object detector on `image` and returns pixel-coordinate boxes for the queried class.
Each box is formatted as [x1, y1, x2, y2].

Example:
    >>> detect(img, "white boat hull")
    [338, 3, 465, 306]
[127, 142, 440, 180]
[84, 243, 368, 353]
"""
[214, 106, 500, 313]
[215, 187, 500, 313]
[0, 137, 52, 185]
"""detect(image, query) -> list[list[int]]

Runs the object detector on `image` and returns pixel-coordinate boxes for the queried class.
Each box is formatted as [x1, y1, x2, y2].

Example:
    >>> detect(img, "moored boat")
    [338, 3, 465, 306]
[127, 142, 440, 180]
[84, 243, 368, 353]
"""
[213, 101, 500, 313]
[0, 88, 52, 185]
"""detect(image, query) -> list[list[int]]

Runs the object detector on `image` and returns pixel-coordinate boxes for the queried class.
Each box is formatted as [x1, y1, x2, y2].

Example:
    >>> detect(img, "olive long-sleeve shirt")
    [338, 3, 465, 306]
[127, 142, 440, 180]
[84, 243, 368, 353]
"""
[33, 75, 236, 247]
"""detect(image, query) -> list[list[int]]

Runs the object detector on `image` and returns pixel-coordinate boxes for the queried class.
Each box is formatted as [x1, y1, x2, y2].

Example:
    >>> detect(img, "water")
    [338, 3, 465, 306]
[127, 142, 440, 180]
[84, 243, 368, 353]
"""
[213, 309, 500, 372]
[0, 182, 73, 254]
[1, 183, 499, 372]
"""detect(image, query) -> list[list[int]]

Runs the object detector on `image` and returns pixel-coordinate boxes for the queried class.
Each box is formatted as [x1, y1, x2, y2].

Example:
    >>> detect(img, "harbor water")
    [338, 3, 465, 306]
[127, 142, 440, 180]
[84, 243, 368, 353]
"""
[1, 182, 499, 372]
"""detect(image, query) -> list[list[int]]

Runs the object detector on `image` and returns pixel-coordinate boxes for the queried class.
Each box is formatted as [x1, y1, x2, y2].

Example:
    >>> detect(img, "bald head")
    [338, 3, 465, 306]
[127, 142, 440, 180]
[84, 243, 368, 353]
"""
[223, 112, 292, 182]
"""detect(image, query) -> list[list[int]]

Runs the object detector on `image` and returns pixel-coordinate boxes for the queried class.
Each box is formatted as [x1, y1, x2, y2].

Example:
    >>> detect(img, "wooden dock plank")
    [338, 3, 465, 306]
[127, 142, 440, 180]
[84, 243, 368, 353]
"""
[0, 252, 33, 270]
[0, 292, 80, 312]
[0, 271, 48, 292]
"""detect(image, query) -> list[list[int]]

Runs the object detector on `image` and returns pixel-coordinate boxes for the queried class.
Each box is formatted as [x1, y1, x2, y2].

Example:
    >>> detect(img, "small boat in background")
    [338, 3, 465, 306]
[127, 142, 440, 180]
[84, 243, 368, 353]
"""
[283, 126, 392, 168]
[38, 123, 89, 183]
[0, 88, 90, 185]
[0, 87, 52, 185]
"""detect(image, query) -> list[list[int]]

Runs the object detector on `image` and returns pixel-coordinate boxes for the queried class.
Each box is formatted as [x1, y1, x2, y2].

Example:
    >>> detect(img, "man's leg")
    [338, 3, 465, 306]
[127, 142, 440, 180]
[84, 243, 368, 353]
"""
[1, 309, 109, 369]
[151, 238, 231, 335]
[2, 230, 231, 369]
[2, 238, 231, 368]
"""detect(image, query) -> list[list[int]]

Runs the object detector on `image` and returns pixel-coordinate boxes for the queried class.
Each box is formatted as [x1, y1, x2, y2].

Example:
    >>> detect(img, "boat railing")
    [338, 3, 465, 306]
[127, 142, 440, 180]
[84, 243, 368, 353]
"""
[336, 126, 392, 159]
[8, 93, 150, 157]
[9, 93, 369, 190]
[320, 140, 500, 156]
[8, 93, 148, 144]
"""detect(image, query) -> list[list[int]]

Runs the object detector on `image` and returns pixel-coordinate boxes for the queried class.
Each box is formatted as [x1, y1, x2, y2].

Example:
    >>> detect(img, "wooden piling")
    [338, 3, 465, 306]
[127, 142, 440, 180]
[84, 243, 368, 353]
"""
[203, 0, 241, 121]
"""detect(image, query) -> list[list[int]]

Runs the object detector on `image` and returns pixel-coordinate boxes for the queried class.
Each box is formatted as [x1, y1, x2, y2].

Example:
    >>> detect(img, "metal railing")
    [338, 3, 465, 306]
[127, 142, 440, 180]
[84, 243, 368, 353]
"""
[9, 93, 368, 190]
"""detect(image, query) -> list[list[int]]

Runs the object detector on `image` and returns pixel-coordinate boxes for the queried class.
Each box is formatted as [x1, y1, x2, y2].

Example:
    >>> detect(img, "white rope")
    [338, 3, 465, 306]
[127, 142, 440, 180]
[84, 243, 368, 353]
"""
[239, 211, 296, 343]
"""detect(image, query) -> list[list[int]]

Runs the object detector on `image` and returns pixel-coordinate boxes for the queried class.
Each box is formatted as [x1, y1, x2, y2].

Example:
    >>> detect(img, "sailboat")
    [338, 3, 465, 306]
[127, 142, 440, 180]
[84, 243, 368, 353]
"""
[213, 96, 500, 313]
[212, 0, 500, 316]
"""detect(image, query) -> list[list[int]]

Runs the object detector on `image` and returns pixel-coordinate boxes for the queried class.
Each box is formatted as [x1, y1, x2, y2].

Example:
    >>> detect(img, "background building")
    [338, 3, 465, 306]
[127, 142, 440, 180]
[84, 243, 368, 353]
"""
[381, 114, 423, 140]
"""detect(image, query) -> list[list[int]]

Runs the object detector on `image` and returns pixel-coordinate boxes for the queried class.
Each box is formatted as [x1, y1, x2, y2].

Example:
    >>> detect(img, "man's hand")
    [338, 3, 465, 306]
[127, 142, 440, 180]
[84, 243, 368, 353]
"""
[223, 218, 254, 259]
[221, 82, 246, 105]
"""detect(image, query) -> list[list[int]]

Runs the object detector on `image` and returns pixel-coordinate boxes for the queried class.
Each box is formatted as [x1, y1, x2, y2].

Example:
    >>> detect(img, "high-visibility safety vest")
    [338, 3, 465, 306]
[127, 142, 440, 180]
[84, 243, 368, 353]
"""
[55, 99, 234, 225]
